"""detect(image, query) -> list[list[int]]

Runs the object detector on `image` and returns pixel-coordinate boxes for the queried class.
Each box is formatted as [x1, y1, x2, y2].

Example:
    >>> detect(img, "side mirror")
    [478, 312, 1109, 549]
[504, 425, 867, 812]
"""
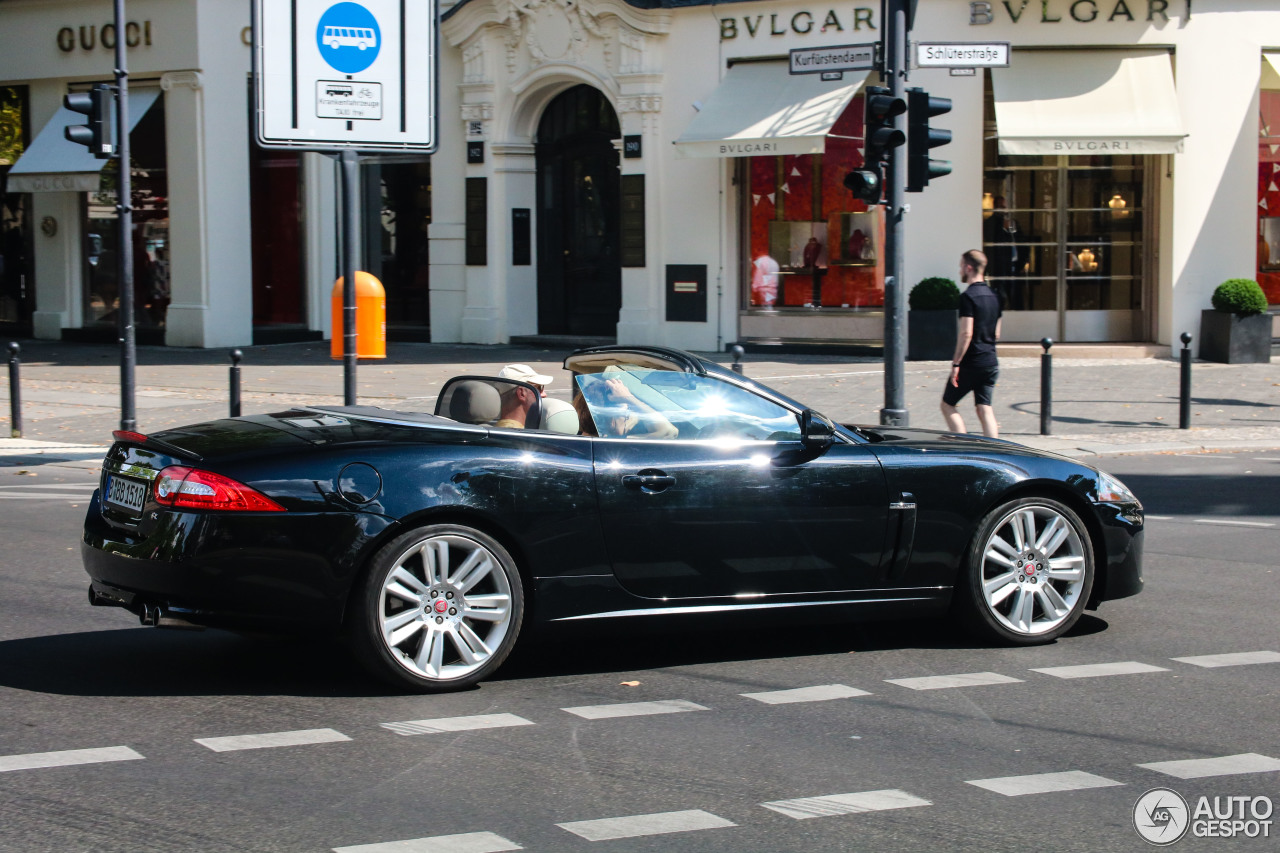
[800, 409, 836, 448]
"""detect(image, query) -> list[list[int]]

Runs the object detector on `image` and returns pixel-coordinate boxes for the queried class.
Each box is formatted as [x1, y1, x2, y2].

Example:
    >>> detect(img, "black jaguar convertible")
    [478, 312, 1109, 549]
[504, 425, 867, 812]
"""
[82, 345, 1143, 692]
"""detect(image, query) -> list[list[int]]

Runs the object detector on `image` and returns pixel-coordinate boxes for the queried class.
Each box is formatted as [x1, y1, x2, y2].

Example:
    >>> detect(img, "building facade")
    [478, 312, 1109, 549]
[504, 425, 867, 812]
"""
[1, 0, 1278, 354]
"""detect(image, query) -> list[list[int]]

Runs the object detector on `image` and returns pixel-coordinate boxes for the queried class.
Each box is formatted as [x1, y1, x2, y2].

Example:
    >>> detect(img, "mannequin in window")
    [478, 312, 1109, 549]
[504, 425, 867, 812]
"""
[984, 195, 1022, 309]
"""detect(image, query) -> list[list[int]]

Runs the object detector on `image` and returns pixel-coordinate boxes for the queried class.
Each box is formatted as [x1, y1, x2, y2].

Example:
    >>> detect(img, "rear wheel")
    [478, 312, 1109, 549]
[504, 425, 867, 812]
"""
[350, 524, 524, 692]
[956, 497, 1094, 645]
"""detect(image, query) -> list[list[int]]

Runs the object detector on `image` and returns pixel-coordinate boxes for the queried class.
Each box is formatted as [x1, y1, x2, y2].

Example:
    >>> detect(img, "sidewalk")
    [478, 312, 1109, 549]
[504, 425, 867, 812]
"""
[0, 338, 1276, 467]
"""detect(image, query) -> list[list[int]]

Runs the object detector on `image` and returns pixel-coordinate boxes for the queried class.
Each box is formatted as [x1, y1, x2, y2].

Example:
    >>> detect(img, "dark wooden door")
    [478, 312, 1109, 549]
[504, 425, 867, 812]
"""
[536, 86, 621, 337]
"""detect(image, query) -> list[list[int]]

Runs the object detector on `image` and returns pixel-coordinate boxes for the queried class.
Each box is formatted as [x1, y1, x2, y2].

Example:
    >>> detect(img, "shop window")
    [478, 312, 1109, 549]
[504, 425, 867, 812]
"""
[250, 148, 304, 326]
[84, 95, 168, 330]
[1259, 89, 1280, 305]
[743, 94, 885, 311]
[363, 159, 431, 335]
[0, 85, 32, 329]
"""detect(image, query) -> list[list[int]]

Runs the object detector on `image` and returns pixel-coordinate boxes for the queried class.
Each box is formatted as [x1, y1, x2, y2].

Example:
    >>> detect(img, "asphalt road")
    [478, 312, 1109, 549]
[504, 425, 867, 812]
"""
[0, 452, 1277, 852]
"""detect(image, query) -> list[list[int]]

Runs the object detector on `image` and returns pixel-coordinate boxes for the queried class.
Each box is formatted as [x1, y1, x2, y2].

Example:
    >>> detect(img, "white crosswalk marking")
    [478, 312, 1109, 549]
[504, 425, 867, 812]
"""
[381, 714, 535, 736]
[562, 700, 708, 720]
[195, 728, 351, 752]
[885, 672, 1023, 690]
[762, 789, 931, 819]
[1138, 753, 1280, 779]
[557, 810, 734, 841]
[966, 771, 1124, 796]
[1193, 518, 1274, 528]
[1171, 651, 1280, 668]
[332, 831, 523, 853]
[1030, 661, 1169, 679]
[741, 684, 870, 704]
[0, 745, 144, 773]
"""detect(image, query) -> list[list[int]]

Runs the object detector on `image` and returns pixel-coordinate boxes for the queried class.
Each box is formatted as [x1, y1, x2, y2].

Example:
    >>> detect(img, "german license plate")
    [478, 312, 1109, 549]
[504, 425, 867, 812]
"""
[105, 474, 147, 514]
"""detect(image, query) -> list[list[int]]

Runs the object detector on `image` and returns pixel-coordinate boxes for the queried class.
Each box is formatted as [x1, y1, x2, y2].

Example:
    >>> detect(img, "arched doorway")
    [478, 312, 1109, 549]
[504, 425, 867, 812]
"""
[535, 85, 621, 336]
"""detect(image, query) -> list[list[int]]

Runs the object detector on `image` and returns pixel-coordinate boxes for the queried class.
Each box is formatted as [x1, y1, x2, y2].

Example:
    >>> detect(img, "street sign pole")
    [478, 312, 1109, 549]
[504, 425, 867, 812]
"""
[341, 149, 358, 405]
[881, 0, 908, 427]
[114, 0, 136, 431]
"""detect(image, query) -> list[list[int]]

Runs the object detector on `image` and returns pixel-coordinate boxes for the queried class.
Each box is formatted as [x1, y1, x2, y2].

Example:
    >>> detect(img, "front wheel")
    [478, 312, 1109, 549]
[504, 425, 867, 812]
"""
[350, 524, 524, 691]
[955, 497, 1094, 645]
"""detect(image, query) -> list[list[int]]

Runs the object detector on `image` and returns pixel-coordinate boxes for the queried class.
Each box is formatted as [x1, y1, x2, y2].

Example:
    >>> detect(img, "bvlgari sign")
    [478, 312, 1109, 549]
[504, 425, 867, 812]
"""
[969, 0, 1191, 24]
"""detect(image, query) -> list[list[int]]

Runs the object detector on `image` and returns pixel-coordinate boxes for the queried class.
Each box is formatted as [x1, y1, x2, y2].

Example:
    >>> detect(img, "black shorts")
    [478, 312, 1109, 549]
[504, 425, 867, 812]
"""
[943, 365, 999, 407]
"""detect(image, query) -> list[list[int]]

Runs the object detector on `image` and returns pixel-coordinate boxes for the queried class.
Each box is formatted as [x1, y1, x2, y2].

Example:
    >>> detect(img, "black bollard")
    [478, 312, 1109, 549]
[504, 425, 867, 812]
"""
[731, 344, 745, 375]
[229, 349, 243, 418]
[1179, 332, 1192, 429]
[7, 342, 20, 439]
[1039, 337, 1053, 436]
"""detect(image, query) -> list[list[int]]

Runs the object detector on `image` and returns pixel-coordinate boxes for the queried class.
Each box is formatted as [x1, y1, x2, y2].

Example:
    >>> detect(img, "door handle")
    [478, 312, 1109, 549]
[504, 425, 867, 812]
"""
[622, 470, 676, 493]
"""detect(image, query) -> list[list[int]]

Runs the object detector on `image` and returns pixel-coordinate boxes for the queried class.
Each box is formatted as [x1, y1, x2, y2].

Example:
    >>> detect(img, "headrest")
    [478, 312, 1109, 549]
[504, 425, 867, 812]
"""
[540, 397, 579, 434]
[448, 380, 501, 424]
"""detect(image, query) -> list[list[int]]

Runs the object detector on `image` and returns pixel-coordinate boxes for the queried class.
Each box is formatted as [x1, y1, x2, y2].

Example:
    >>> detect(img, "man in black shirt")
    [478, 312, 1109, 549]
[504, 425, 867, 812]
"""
[941, 249, 1003, 438]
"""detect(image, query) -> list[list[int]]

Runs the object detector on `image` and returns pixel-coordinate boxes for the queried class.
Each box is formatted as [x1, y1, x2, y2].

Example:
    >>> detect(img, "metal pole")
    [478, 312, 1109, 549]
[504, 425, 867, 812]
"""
[1179, 331, 1192, 429]
[229, 349, 242, 418]
[1039, 337, 1053, 436]
[340, 149, 359, 406]
[731, 344, 745, 375]
[880, 0, 908, 427]
[7, 342, 21, 439]
[114, 0, 136, 432]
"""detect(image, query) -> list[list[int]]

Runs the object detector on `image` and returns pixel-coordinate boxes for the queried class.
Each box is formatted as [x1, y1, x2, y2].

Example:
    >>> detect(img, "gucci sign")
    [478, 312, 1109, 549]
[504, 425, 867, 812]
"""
[57, 22, 153, 53]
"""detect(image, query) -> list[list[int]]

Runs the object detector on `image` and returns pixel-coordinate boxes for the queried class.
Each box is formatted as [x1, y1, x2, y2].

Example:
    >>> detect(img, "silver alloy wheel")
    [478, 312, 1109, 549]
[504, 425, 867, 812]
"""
[378, 533, 514, 681]
[979, 504, 1087, 636]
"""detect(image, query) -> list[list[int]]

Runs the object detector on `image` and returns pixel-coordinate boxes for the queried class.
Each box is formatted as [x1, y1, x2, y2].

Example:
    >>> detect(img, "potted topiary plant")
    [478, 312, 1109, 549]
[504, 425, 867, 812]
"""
[908, 277, 961, 361]
[1200, 278, 1271, 363]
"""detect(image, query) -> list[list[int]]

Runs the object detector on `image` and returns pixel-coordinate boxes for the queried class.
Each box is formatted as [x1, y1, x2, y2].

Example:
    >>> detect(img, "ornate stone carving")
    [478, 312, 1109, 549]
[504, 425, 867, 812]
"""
[462, 41, 488, 84]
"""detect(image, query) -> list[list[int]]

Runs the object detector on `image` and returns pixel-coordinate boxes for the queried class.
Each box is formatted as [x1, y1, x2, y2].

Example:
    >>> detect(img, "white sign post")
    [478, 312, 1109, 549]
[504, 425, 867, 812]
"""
[254, 0, 437, 152]
[789, 43, 878, 77]
[253, 0, 438, 404]
[914, 42, 1010, 69]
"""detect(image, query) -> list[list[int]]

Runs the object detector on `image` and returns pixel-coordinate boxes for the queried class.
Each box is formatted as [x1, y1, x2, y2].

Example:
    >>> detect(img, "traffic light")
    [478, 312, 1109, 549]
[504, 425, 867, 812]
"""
[906, 87, 952, 192]
[64, 84, 114, 159]
[844, 86, 906, 204]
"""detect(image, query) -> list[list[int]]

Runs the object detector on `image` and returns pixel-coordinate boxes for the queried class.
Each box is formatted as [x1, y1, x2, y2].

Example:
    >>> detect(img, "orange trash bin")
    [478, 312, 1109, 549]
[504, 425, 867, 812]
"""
[331, 272, 386, 359]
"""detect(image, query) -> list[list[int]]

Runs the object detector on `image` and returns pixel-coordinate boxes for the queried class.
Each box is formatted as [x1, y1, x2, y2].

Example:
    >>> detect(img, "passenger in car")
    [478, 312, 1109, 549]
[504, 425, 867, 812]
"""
[494, 384, 540, 429]
[579, 375, 678, 439]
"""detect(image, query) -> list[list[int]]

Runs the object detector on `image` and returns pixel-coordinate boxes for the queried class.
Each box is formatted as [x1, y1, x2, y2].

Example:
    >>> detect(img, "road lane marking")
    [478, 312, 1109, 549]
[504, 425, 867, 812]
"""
[1143, 515, 1174, 521]
[0, 745, 144, 773]
[1171, 651, 1280, 668]
[381, 713, 535, 736]
[562, 700, 708, 720]
[1030, 661, 1169, 679]
[761, 789, 930, 819]
[1138, 753, 1280, 779]
[965, 771, 1123, 796]
[1193, 519, 1274, 528]
[740, 684, 870, 704]
[332, 832, 522, 853]
[557, 810, 734, 841]
[884, 672, 1023, 691]
[194, 728, 351, 752]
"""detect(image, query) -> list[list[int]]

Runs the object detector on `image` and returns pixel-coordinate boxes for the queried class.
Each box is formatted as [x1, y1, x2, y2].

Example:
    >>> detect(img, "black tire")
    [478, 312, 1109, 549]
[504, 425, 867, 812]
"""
[349, 523, 524, 692]
[954, 497, 1094, 646]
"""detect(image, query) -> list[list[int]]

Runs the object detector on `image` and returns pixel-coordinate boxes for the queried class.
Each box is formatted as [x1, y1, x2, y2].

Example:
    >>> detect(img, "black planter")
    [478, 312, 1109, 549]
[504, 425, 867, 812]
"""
[908, 309, 958, 361]
[1199, 310, 1271, 364]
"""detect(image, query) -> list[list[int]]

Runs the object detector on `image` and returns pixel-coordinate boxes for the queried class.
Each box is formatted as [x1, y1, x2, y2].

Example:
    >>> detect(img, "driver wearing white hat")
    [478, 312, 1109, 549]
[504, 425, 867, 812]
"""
[494, 364, 555, 430]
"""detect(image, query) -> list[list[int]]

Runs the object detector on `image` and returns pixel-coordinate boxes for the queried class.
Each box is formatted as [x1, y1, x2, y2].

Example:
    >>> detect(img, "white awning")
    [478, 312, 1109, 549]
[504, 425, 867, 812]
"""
[6, 88, 162, 193]
[991, 50, 1186, 156]
[673, 62, 869, 159]
[1264, 53, 1280, 90]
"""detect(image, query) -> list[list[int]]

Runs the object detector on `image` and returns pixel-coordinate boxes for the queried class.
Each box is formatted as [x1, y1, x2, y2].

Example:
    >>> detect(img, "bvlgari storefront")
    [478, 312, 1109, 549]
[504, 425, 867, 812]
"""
[432, 0, 1280, 354]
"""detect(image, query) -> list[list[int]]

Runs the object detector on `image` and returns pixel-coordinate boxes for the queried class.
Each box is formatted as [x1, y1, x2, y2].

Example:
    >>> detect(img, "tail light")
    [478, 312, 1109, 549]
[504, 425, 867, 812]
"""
[154, 466, 286, 512]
